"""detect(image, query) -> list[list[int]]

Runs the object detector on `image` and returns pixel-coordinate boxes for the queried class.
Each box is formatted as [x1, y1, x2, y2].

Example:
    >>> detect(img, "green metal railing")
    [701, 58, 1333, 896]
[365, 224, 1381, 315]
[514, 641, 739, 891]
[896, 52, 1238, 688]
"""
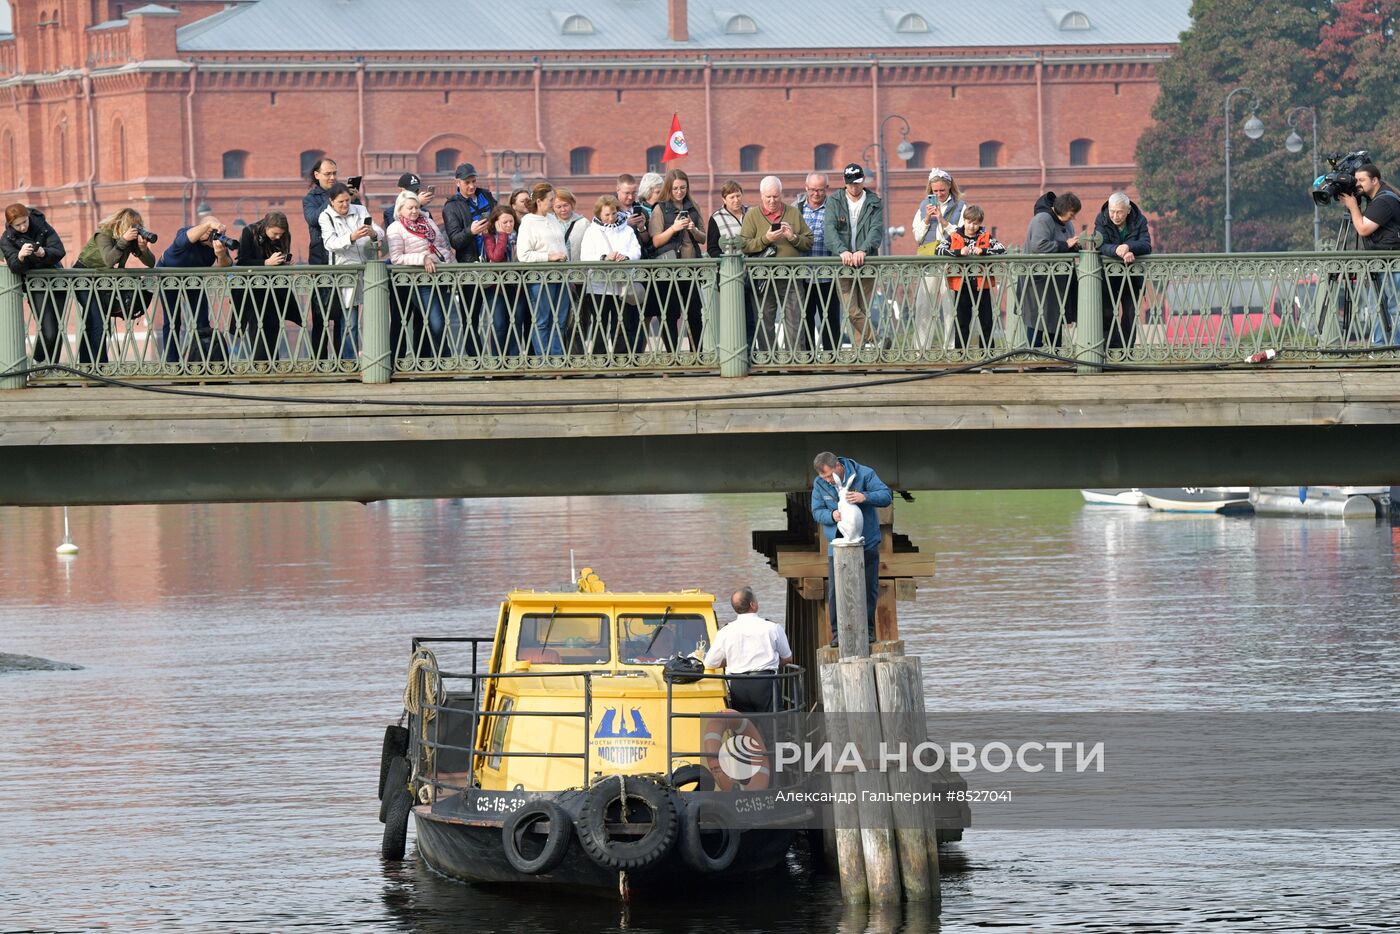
[2, 247, 1397, 388]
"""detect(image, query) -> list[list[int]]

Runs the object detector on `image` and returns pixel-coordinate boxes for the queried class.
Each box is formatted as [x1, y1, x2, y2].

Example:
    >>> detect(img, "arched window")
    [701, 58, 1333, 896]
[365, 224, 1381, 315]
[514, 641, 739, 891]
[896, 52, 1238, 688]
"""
[222, 150, 248, 180]
[570, 147, 594, 176]
[1060, 11, 1091, 30]
[559, 14, 594, 34]
[978, 141, 1003, 168]
[724, 14, 757, 34]
[299, 149, 326, 178]
[1069, 138, 1094, 167]
[905, 141, 930, 169]
[646, 145, 665, 173]
[434, 148, 460, 174]
[896, 13, 929, 33]
[740, 144, 763, 173]
[813, 143, 837, 172]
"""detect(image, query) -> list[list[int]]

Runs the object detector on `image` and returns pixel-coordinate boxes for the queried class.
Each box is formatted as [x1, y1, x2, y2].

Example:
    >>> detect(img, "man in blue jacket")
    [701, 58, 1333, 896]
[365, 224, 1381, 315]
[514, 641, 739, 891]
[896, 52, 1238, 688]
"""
[1094, 191, 1152, 350]
[810, 451, 893, 647]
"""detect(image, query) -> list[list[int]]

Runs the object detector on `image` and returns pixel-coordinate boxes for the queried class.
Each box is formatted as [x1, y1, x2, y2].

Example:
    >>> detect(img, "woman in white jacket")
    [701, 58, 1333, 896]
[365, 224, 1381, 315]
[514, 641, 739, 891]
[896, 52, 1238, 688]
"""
[577, 195, 643, 356]
[910, 168, 967, 352]
[387, 190, 451, 358]
[514, 182, 570, 356]
[317, 182, 383, 359]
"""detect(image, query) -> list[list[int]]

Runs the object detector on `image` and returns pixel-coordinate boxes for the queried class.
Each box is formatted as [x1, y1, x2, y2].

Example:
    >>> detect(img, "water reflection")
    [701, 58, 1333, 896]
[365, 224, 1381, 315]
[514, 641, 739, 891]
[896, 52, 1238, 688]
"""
[1, 494, 1398, 932]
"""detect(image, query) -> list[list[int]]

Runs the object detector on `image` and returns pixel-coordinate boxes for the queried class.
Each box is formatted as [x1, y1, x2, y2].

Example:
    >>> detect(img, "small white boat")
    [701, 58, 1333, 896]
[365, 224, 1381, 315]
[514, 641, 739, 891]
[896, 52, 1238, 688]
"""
[1080, 489, 1147, 507]
[1250, 487, 1389, 520]
[1141, 487, 1253, 514]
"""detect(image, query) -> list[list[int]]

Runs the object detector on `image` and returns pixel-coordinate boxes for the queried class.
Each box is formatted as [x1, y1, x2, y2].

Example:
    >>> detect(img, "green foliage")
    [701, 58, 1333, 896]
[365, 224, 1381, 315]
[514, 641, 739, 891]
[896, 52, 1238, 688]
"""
[1136, 0, 1399, 252]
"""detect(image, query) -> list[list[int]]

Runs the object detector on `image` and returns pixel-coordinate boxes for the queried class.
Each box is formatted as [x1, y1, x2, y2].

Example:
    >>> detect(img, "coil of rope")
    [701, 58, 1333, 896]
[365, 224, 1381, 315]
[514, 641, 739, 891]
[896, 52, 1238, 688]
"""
[402, 647, 443, 788]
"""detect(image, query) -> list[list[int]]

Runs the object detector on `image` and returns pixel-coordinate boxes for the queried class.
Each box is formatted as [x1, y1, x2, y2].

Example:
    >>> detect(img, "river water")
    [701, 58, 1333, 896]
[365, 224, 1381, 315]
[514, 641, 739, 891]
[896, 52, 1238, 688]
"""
[2, 493, 1397, 932]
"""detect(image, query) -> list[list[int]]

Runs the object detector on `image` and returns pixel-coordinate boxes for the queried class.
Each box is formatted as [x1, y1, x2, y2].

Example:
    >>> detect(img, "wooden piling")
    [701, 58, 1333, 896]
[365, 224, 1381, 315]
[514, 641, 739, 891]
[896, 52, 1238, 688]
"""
[819, 662, 869, 904]
[875, 655, 937, 902]
[832, 540, 871, 658]
[839, 657, 901, 905]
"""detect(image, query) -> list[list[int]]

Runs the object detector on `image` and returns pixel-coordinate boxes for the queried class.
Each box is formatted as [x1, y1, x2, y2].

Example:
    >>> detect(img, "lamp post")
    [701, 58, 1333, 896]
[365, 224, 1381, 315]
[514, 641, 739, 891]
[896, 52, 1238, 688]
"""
[231, 197, 261, 230]
[864, 114, 915, 253]
[493, 150, 528, 197]
[1224, 86, 1264, 253]
[1285, 106, 1321, 250]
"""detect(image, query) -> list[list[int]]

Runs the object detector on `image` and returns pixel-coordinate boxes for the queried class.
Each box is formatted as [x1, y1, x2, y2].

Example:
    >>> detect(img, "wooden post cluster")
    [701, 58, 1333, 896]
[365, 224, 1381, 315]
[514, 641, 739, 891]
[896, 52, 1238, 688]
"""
[820, 646, 941, 906]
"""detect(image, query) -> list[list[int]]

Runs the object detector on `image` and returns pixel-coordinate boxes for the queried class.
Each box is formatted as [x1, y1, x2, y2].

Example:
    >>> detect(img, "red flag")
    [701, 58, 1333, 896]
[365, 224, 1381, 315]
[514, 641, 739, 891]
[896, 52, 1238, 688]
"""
[662, 113, 688, 162]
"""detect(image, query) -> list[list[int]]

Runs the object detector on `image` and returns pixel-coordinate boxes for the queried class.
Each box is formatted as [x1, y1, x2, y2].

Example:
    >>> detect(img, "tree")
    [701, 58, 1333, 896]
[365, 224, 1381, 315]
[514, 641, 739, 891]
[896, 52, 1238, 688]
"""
[1136, 0, 1399, 252]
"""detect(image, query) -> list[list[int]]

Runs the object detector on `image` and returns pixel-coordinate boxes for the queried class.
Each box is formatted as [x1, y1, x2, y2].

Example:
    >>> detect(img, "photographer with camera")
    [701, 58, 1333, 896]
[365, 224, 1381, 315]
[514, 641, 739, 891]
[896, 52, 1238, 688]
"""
[1338, 163, 1400, 342]
[72, 208, 158, 365]
[2, 203, 66, 365]
[156, 215, 236, 364]
[232, 211, 297, 361]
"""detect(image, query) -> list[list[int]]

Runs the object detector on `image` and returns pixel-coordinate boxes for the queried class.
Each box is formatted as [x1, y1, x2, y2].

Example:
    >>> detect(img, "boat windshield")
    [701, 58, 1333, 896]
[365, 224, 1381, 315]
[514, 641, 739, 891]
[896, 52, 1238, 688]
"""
[617, 614, 709, 664]
[516, 613, 610, 664]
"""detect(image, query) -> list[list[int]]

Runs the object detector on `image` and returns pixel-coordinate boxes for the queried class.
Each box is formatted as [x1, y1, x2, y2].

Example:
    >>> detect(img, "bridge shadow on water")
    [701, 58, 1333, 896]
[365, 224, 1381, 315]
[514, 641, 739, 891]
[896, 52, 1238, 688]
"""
[378, 832, 973, 934]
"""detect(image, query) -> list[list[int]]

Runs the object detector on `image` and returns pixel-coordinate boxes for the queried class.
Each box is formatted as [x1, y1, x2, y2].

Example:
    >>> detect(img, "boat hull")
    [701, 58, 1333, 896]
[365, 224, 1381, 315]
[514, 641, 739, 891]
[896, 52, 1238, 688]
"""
[1080, 489, 1147, 507]
[1141, 487, 1253, 514]
[1250, 487, 1387, 520]
[413, 804, 799, 892]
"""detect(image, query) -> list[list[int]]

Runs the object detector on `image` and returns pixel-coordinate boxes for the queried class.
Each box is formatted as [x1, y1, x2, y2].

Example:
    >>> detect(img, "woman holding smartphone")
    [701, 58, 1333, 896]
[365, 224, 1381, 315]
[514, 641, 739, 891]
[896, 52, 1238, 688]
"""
[649, 168, 706, 353]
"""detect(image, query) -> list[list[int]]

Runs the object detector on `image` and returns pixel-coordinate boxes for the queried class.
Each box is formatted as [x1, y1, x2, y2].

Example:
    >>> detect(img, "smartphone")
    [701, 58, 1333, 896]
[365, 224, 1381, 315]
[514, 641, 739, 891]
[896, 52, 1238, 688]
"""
[423, 186, 435, 197]
[678, 210, 689, 220]
[346, 176, 363, 190]
[770, 220, 783, 231]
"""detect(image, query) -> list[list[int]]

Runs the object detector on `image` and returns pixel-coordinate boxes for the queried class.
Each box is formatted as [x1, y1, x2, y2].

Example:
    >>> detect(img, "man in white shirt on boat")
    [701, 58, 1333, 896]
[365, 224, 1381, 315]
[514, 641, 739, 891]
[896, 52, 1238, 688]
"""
[703, 587, 793, 714]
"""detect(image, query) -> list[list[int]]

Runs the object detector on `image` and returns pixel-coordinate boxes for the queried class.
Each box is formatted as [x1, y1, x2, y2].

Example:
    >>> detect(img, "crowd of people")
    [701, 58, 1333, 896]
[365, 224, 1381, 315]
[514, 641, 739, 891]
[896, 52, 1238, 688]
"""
[3, 154, 1396, 366]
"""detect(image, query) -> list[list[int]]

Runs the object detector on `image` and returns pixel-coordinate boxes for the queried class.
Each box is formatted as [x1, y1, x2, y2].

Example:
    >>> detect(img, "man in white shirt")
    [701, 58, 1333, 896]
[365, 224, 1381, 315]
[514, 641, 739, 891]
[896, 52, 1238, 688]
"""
[704, 587, 794, 713]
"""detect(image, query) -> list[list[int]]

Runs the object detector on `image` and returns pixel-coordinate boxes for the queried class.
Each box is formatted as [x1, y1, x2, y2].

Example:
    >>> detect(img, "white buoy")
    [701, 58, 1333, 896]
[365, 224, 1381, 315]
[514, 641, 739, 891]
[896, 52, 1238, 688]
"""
[56, 507, 79, 555]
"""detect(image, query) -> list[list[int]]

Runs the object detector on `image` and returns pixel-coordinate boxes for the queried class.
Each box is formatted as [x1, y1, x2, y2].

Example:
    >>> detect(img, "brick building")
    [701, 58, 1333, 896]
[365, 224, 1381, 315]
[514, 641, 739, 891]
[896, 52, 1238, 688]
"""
[0, 0, 1189, 252]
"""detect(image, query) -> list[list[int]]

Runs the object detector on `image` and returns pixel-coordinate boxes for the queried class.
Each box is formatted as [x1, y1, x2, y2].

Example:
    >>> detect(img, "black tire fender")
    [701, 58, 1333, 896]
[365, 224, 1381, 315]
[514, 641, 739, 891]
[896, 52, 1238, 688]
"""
[379, 725, 410, 801]
[575, 776, 679, 871]
[669, 763, 716, 792]
[679, 798, 742, 873]
[501, 799, 573, 875]
[380, 755, 413, 861]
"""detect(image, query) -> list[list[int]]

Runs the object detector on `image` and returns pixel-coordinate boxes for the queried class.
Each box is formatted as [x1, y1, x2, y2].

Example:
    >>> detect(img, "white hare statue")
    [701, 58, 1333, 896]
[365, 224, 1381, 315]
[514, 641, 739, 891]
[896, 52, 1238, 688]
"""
[835, 474, 864, 544]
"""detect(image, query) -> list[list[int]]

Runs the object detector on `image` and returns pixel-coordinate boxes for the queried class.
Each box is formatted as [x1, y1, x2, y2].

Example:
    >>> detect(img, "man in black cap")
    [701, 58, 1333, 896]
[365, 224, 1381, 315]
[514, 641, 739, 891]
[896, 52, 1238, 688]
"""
[442, 163, 497, 264]
[383, 172, 436, 229]
[823, 163, 884, 347]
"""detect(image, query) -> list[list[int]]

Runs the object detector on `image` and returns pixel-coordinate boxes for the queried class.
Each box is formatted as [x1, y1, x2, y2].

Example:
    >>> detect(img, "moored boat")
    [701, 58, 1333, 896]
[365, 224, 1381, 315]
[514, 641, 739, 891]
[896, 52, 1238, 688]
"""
[375, 570, 814, 895]
[1079, 489, 1147, 507]
[1249, 486, 1390, 520]
[1140, 487, 1253, 514]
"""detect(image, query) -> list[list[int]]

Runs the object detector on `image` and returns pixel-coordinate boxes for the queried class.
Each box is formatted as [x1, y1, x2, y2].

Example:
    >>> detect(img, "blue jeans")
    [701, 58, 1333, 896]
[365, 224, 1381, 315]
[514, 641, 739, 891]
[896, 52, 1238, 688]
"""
[1375, 270, 1399, 345]
[400, 285, 445, 357]
[827, 544, 881, 643]
[527, 281, 568, 356]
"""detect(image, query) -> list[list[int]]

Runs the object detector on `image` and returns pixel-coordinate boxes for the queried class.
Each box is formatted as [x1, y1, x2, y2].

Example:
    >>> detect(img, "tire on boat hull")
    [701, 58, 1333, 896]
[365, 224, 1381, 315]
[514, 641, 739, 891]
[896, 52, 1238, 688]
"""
[381, 755, 413, 860]
[679, 798, 741, 873]
[502, 799, 573, 875]
[575, 777, 678, 871]
[669, 763, 716, 792]
[379, 725, 410, 802]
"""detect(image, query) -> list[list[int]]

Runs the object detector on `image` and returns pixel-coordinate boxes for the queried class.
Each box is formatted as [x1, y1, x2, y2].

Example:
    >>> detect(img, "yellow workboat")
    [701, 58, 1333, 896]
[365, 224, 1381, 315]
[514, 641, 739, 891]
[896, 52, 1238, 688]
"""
[376, 569, 812, 893]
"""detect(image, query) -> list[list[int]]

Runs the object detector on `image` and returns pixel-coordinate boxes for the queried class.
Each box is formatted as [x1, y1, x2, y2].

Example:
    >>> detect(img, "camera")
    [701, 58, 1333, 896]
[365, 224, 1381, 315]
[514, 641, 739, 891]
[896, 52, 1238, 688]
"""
[135, 227, 159, 244]
[1311, 150, 1371, 205]
[212, 233, 239, 250]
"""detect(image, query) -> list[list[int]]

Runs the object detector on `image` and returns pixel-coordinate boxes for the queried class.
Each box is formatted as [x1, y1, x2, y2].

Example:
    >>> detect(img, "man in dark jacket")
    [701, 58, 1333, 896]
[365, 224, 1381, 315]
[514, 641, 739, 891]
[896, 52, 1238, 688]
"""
[1094, 192, 1152, 350]
[810, 451, 893, 648]
[1, 204, 66, 363]
[156, 217, 234, 363]
[441, 163, 496, 263]
[823, 163, 884, 346]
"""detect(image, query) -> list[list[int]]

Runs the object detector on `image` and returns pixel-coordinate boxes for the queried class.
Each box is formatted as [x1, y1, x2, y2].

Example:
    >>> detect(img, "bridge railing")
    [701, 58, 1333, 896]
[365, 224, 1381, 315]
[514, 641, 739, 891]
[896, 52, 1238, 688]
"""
[2, 248, 1397, 388]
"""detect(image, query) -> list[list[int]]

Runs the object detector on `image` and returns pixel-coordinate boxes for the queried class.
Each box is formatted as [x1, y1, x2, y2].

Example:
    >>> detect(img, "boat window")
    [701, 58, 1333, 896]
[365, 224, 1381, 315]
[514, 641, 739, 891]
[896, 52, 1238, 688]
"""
[487, 696, 514, 770]
[617, 614, 709, 664]
[516, 613, 609, 663]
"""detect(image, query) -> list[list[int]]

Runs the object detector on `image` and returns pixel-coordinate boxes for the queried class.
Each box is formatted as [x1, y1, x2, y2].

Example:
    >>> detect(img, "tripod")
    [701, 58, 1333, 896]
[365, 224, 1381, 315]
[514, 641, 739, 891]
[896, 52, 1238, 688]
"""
[1327, 212, 1394, 343]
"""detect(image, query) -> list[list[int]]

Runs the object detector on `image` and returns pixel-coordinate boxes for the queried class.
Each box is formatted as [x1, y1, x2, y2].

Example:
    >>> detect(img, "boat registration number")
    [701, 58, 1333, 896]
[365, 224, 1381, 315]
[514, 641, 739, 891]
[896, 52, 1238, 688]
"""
[471, 795, 527, 814]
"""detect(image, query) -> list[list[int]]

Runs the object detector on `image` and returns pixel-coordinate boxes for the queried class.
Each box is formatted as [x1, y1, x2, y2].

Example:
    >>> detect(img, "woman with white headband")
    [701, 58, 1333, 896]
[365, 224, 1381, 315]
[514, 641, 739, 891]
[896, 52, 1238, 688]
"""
[912, 168, 966, 252]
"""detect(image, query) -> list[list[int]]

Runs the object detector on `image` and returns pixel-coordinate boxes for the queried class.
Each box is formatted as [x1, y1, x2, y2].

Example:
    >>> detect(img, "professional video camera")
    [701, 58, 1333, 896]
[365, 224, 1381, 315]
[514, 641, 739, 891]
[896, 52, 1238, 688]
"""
[134, 226, 159, 244]
[1311, 150, 1371, 206]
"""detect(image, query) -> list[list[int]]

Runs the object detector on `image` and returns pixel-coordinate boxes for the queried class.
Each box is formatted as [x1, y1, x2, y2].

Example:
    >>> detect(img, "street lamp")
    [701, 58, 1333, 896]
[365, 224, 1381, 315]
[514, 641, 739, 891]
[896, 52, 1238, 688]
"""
[864, 114, 914, 253]
[1285, 106, 1321, 250]
[494, 150, 528, 196]
[1224, 86, 1263, 253]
